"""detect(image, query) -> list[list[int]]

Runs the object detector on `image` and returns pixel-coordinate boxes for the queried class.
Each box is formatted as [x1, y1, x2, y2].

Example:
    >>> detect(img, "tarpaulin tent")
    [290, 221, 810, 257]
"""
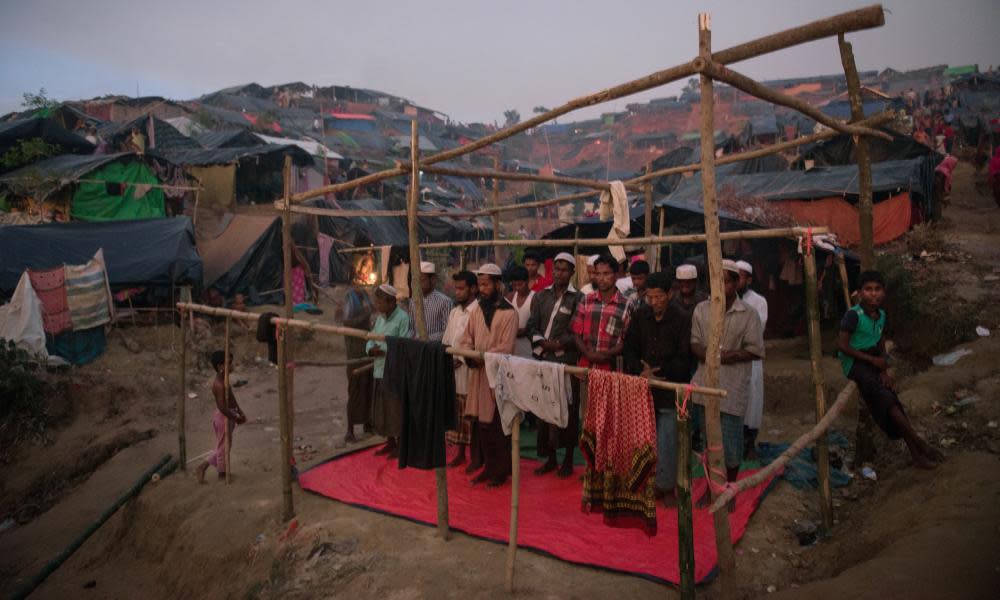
[70, 159, 164, 221]
[0, 217, 202, 296]
[0, 117, 95, 168]
[196, 214, 283, 304]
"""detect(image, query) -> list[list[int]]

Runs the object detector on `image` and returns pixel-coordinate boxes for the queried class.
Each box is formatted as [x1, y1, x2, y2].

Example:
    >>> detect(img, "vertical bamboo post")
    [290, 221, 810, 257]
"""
[676, 391, 695, 600]
[492, 156, 502, 263]
[407, 121, 451, 540]
[278, 155, 295, 521]
[282, 157, 296, 457]
[657, 206, 667, 272]
[803, 244, 834, 532]
[644, 160, 654, 266]
[697, 12, 736, 574]
[178, 308, 187, 470]
[505, 414, 523, 593]
[836, 252, 852, 307]
[223, 315, 232, 485]
[838, 34, 874, 271]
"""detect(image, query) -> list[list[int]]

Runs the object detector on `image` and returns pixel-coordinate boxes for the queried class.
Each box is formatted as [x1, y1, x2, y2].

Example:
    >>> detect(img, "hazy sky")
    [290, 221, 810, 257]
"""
[1, 0, 998, 123]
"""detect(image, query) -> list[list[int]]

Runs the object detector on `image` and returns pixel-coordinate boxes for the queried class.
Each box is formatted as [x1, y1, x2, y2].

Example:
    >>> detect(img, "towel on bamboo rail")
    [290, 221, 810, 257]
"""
[484, 353, 571, 436]
[580, 369, 657, 536]
[64, 251, 112, 330]
[27, 266, 71, 335]
[384, 337, 456, 470]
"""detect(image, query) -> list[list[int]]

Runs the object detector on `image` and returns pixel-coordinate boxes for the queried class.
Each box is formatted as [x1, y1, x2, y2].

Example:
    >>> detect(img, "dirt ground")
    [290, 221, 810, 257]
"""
[2, 163, 1000, 599]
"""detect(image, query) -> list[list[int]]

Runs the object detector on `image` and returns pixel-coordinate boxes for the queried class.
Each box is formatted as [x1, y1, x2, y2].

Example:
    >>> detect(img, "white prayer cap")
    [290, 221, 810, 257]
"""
[675, 264, 697, 280]
[420, 261, 436, 274]
[722, 259, 740, 274]
[553, 252, 576, 266]
[586, 254, 600, 266]
[474, 263, 503, 276]
[377, 283, 397, 297]
[735, 260, 753, 274]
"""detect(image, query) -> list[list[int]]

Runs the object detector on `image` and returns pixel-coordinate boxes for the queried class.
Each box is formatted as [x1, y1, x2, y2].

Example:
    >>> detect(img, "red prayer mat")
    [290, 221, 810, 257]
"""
[299, 445, 780, 585]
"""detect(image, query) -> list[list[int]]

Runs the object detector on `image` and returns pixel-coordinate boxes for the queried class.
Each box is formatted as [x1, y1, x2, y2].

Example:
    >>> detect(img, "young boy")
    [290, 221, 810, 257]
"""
[196, 350, 247, 482]
[837, 271, 943, 469]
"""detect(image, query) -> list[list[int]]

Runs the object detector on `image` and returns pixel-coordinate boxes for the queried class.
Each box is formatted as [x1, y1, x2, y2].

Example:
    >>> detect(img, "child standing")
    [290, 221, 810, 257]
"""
[837, 271, 943, 469]
[197, 350, 247, 482]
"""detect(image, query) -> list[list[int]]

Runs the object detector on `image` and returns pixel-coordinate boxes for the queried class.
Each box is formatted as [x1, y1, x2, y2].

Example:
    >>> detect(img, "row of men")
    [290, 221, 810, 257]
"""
[343, 253, 769, 501]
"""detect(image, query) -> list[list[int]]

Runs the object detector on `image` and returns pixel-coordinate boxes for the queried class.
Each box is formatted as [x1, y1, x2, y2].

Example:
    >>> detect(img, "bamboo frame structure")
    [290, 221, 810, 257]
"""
[505, 414, 523, 593]
[178, 308, 187, 470]
[675, 391, 695, 600]
[803, 247, 833, 531]
[223, 316, 232, 485]
[838, 34, 876, 270]
[278, 155, 295, 521]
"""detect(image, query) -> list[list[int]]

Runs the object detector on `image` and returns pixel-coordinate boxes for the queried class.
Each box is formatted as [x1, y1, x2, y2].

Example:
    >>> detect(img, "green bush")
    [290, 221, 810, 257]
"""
[0, 340, 51, 450]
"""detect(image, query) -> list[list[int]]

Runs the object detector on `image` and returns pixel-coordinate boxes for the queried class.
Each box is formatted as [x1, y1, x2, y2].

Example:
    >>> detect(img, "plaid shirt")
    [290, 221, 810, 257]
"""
[571, 289, 634, 369]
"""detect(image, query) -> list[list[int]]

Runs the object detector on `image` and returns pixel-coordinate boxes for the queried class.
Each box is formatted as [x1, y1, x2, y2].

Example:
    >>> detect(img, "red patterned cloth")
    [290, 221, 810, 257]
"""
[580, 369, 657, 536]
[28, 267, 72, 335]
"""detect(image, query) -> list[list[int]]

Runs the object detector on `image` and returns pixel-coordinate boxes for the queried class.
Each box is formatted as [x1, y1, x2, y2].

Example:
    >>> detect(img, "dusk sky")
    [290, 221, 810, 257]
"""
[1, 0, 998, 123]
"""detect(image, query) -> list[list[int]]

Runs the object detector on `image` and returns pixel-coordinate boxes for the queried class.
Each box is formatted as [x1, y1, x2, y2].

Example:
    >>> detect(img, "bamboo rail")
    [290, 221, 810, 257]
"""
[838, 33, 876, 269]
[223, 316, 232, 485]
[278, 155, 295, 521]
[803, 247, 833, 531]
[405, 162, 643, 192]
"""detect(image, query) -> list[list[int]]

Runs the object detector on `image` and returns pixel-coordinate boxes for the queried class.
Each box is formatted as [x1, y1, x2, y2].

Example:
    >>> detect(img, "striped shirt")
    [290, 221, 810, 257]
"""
[406, 289, 453, 342]
[570, 289, 634, 370]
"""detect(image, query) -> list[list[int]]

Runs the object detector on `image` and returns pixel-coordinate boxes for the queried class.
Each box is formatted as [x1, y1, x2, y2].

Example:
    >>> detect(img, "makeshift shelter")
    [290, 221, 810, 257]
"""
[0, 217, 202, 298]
[0, 152, 187, 222]
[105, 115, 201, 153]
[197, 214, 283, 304]
[0, 117, 95, 169]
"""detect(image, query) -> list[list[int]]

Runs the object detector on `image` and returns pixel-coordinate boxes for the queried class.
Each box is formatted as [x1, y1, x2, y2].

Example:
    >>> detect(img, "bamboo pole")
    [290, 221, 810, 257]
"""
[178, 308, 187, 470]
[711, 382, 857, 512]
[697, 13, 736, 574]
[224, 315, 232, 485]
[293, 358, 373, 368]
[335, 226, 830, 254]
[407, 121, 451, 541]
[697, 59, 891, 141]
[802, 244, 833, 532]
[836, 252, 852, 307]
[656, 206, 667, 273]
[192, 187, 201, 230]
[676, 392, 695, 600]
[505, 413, 523, 593]
[278, 155, 295, 521]
[492, 156, 502, 263]
[644, 160, 654, 265]
[838, 34, 875, 270]
[175, 303, 727, 398]
[403, 162, 642, 192]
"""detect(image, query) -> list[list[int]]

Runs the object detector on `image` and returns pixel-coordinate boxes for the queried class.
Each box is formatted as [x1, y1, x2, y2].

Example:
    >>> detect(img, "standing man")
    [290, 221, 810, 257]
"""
[690, 260, 765, 509]
[460, 264, 518, 487]
[523, 251, 551, 292]
[367, 284, 411, 458]
[629, 260, 651, 306]
[736, 260, 768, 459]
[342, 279, 374, 444]
[579, 255, 600, 296]
[406, 261, 452, 342]
[505, 265, 535, 357]
[670, 264, 707, 321]
[615, 258, 635, 296]
[572, 254, 634, 371]
[623, 271, 694, 505]
[441, 270, 478, 467]
[526, 252, 583, 477]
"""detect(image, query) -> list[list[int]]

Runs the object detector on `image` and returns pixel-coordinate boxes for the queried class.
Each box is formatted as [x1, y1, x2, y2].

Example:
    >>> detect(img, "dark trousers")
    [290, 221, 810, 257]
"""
[480, 414, 512, 481]
[536, 376, 581, 456]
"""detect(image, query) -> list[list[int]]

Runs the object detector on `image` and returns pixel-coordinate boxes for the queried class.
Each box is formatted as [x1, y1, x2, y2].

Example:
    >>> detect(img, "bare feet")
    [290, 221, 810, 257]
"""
[471, 471, 491, 485]
[661, 490, 677, 508]
[374, 441, 395, 456]
[344, 430, 357, 444]
[487, 475, 508, 488]
[695, 488, 711, 508]
[922, 443, 945, 463]
[448, 453, 466, 468]
[195, 462, 208, 484]
[465, 460, 483, 475]
[557, 462, 574, 478]
[534, 458, 557, 476]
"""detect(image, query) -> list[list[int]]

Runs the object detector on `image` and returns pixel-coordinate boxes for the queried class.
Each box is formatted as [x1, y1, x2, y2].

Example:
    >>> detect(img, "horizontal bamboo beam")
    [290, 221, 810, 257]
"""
[175, 302, 726, 398]
[629, 111, 895, 185]
[411, 163, 643, 192]
[697, 59, 892, 141]
[712, 5, 884, 66]
[336, 226, 829, 254]
[709, 381, 857, 513]
[289, 166, 408, 203]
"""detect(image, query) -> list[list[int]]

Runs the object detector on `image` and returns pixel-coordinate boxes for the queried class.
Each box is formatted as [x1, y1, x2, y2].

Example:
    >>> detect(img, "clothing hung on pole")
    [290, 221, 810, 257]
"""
[64, 251, 112, 330]
[27, 266, 72, 335]
[598, 180, 630, 262]
[580, 369, 658, 536]
[383, 337, 456, 469]
[485, 353, 571, 436]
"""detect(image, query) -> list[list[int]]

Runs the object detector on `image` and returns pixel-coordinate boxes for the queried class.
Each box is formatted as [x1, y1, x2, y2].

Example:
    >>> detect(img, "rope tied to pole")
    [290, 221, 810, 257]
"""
[805, 226, 814, 256]
[695, 445, 739, 497]
[676, 384, 694, 420]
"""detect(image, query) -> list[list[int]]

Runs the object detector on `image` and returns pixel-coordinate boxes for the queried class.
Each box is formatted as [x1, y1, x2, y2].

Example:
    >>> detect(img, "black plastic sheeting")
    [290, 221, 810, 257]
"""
[645, 146, 787, 197]
[207, 217, 284, 305]
[0, 117, 95, 167]
[0, 217, 202, 296]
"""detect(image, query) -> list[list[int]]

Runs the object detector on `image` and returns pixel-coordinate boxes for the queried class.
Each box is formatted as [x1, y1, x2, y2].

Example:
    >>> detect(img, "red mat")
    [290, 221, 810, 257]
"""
[299, 446, 780, 585]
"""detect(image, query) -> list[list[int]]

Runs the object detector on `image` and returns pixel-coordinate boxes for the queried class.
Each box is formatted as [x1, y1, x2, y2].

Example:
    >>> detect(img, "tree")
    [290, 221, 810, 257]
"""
[503, 109, 521, 128]
[682, 77, 699, 96]
[532, 106, 550, 115]
[21, 88, 57, 111]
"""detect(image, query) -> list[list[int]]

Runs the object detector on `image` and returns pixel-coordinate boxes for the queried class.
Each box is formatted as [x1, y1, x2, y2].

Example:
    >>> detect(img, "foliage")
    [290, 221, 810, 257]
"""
[21, 87, 57, 110]
[503, 109, 521, 128]
[0, 137, 61, 171]
[532, 106, 550, 115]
[0, 340, 51, 453]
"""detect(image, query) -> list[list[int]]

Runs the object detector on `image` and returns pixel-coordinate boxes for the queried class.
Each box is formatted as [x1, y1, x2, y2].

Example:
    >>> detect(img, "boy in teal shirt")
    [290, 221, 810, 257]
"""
[367, 284, 411, 458]
[837, 271, 943, 469]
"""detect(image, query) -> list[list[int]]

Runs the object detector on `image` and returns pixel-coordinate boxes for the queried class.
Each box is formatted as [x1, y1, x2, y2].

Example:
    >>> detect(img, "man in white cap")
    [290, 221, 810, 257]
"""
[736, 259, 768, 459]
[670, 264, 707, 321]
[579, 254, 600, 296]
[525, 252, 584, 477]
[406, 261, 453, 342]
[459, 263, 518, 486]
[366, 284, 412, 458]
[689, 259, 764, 510]
[441, 270, 479, 467]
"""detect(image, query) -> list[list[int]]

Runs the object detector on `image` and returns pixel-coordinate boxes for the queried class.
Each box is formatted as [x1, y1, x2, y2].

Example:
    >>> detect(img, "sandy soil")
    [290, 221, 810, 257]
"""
[2, 163, 999, 599]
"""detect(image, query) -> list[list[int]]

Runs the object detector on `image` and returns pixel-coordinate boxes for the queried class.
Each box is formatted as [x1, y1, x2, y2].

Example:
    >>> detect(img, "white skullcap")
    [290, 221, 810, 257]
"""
[377, 283, 397, 297]
[553, 252, 576, 266]
[473, 263, 503, 276]
[735, 260, 753, 274]
[587, 254, 600, 266]
[420, 261, 436, 274]
[722, 259, 740, 274]
[675, 264, 697, 280]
